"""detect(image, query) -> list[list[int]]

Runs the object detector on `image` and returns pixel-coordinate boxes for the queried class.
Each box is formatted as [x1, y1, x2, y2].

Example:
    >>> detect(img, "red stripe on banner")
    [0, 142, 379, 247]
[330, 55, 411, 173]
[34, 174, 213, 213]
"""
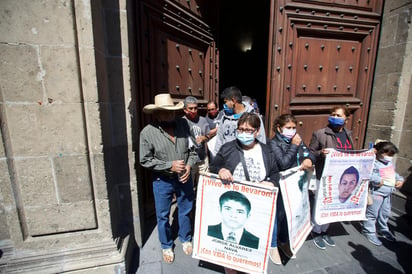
[196, 178, 206, 254]
[262, 192, 277, 271]
[293, 220, 312, 249]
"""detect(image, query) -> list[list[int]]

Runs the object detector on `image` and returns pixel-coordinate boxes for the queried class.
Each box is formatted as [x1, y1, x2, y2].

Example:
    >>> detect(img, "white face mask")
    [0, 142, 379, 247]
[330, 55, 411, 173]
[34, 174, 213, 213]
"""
[383, 156, 393, 163]
[281, 128, 296, 139]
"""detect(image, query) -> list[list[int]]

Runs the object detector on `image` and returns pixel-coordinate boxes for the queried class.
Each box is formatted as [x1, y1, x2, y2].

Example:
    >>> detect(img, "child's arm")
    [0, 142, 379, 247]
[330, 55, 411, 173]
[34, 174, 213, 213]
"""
[370, 164, 383, 187]
[395, 172, 404, 189]
[395, 181, 404, 189]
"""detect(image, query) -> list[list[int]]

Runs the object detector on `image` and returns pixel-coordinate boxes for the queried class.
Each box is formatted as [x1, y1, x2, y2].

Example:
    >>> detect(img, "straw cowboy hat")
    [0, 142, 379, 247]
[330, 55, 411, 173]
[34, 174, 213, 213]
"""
[143, 93, 184, 114]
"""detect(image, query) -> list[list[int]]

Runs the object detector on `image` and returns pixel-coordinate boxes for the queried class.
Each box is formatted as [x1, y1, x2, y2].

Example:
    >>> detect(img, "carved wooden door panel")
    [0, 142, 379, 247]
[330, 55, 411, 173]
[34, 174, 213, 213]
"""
[136, 0, 218, 226]
[266, 0, 384, 148]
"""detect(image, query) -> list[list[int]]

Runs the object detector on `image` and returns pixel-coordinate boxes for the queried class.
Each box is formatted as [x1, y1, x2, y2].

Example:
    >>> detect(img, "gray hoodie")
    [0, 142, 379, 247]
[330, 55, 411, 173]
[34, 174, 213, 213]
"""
[213, 102, 266, 155]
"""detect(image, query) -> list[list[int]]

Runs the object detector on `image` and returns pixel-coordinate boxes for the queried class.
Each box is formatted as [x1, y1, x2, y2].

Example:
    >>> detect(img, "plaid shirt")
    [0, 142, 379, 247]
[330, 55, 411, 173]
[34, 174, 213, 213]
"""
[139, 117, 198, 175]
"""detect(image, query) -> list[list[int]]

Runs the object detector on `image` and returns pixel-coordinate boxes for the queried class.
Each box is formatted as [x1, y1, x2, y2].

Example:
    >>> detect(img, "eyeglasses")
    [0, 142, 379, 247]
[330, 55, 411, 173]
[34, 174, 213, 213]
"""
[237, 128, 257, 134]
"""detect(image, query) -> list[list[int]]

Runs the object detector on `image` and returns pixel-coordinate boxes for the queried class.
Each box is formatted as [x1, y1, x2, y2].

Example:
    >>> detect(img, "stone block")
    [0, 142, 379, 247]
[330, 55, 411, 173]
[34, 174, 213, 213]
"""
[0, 206, 11, 240]
[395, 158, 411, 180]
[364, 127, 392, 145]
[102, 0, 125, 10]
[0, 160, 13, 206]
[401, 102, 412, 130]
[380, 14, 397, 48]
[90, 1, 105, 54]
[375, 44, 405, 75]
[54, 155, 93, 203]
[73, 0, 94, 48]
[0, 131, 5, 158]
[0, 44, 43, 102]
[14, 157, 56, 205]
[5, 104, 87, 156]
[384, 1, 412, 14]
[26, 201, 96, 236]
[105, 9, 122, 57]
[41, 46, 82, 103]
[95, 53, 110, 103]
[0, 161, 12, 240]
[64, 264, 125, 274]
[368, 103, 395, 126]
[398, 131, 412, 159]
[79, 48, 99, 103]
[370, 75, 387, 101]
[107, 58, 126, 104]
[111, 104, 128, 146]
[386, 73, 402, 101]
[85, 102, 104, 154]
[119, 11, 130, 59]
[99, 102, 113, 145]
[92, 153, 109, 200]
[396, 10, 411, 44]
[0, 0, 75, 44]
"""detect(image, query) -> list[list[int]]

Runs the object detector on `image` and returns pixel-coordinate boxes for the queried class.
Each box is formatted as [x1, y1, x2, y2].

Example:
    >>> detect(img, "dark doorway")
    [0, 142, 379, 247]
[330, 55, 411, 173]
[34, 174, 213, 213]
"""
[217, 0, 270, 116]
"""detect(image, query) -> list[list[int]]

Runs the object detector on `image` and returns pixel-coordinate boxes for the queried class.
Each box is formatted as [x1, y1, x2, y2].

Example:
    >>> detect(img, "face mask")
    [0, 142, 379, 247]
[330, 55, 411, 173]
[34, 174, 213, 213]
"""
[223, 103, 234, 115]
[281, 128, 296, 139]
[382, 156, 393, 163]
[236, 132, 255, 146]
[208, 109, 218, 118]
[186, 111, 197, 121]
[328, 116, 345, 127]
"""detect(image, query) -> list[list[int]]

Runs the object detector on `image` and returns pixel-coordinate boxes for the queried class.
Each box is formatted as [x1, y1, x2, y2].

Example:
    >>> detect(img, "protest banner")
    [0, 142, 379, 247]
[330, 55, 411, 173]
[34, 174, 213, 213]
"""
[313, 149, 375, 225]
[193, 173, 278, 274]
[279, 167, 314, 255]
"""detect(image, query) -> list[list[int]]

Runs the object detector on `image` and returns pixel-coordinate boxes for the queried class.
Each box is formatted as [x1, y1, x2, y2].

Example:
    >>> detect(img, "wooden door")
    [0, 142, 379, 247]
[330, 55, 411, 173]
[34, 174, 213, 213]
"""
[135, 0, 218, 233]
[266, 0, 384, 148]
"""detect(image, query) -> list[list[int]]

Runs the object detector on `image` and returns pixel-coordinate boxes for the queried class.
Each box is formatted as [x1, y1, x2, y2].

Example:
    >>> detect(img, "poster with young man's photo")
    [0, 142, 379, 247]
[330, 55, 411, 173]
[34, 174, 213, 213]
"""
[193, 173, 278, 274]
[313, 149, 375, 225]
[278, 167, 314, 256]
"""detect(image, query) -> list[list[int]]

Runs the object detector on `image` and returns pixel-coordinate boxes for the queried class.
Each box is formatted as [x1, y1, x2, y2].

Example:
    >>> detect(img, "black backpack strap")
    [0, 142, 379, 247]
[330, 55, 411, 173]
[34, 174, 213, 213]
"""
[238, 150, 250, 181]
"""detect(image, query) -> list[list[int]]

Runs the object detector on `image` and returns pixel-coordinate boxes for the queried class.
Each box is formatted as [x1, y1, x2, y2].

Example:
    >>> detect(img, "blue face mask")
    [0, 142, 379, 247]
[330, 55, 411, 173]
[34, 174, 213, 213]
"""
[328, 116, 345, 127]
[236, 132, 255, 146]
[223, 103, 234, 115]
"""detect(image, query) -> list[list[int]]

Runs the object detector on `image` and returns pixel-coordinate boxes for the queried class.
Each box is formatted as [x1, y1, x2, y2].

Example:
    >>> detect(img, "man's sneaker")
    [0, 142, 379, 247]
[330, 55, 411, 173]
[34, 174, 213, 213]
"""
[312, 234, 326, 250]
[379, 230, 396, 242]
[322, 234, 335, 247]
[364, 233, 382, 246]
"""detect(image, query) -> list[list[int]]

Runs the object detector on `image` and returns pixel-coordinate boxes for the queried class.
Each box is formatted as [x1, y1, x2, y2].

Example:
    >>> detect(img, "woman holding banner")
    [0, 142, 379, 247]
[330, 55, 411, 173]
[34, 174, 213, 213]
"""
[308, 106, 354, 250]
[209, 112, 281, 268]
[270, 114, 316, 259]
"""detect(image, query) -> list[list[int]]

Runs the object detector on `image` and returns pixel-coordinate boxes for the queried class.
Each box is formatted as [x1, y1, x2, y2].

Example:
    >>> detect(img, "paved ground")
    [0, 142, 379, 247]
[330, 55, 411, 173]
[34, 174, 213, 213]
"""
[136, 208, 412, 274]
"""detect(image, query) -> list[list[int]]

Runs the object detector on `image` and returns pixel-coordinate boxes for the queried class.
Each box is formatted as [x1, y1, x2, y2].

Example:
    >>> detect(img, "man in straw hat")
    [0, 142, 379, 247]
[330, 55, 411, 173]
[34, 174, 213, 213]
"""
[140, 93, 198, 263]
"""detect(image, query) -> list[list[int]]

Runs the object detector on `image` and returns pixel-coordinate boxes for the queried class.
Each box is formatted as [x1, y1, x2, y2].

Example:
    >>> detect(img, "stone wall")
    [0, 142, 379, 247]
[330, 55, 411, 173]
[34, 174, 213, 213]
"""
[0, 0, 134, 272]
[366, 1, 412, 177]
[365, 1, 412, 206]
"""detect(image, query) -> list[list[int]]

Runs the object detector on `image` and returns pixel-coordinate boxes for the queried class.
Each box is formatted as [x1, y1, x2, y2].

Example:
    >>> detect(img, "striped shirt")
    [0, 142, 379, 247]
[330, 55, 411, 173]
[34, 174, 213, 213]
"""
[139, 118, 198, 175]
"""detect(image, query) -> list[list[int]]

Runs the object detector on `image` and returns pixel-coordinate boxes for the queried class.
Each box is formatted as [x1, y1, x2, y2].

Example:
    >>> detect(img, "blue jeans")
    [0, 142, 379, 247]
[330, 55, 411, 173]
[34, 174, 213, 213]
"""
[271, 216, 278, 247]
[152, 175, 194, 249]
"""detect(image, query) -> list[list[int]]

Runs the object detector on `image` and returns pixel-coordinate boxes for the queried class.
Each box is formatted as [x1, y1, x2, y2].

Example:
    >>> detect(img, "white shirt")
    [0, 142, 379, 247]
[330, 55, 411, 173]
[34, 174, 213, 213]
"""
[233, 144, 266, 182]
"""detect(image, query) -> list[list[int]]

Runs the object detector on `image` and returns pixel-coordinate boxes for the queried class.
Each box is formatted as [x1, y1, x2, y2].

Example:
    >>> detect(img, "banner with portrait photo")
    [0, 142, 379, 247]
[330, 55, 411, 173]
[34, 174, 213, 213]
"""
[313, 149, 375, 225]
[193, 173, 278, 274]
[279, 167, 314, 255]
